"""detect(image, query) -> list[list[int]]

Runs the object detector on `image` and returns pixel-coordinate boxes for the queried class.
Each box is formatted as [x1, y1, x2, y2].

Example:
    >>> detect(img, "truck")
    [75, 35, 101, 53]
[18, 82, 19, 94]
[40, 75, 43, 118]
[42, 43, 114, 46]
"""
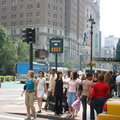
[16, 62, 46, 83]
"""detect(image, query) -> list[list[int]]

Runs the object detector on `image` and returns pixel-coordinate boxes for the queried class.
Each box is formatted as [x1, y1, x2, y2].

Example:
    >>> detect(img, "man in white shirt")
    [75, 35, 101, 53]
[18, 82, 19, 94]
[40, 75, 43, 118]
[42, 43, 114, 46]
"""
[116, 73, 120, 97]
[43, 69, 57, 110]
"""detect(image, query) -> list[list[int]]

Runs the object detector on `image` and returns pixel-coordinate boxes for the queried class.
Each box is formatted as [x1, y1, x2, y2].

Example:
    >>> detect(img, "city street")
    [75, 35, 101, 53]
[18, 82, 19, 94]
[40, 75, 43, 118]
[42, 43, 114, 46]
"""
[0, 82, 97, 120]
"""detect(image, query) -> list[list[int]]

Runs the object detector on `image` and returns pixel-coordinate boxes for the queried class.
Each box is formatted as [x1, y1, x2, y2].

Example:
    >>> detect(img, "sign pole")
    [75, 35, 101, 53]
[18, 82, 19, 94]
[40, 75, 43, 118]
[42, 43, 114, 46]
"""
[30, 42, 33, 70]
[55, 53, 57, 72]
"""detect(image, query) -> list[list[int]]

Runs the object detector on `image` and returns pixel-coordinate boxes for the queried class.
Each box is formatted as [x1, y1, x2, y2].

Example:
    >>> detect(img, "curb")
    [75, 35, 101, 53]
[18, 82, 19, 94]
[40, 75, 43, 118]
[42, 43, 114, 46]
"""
[8, 112, 75, 120]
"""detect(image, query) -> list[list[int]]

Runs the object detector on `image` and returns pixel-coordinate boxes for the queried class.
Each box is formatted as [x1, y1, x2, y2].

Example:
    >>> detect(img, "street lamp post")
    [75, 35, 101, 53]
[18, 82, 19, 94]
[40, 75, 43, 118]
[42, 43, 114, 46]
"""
[89, 15, 95, 73]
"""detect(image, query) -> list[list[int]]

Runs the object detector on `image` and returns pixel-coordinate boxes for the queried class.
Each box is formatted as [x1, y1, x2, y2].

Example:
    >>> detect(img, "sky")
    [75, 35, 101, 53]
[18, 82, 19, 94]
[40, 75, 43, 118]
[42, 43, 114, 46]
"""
[100, 0, 120, 37]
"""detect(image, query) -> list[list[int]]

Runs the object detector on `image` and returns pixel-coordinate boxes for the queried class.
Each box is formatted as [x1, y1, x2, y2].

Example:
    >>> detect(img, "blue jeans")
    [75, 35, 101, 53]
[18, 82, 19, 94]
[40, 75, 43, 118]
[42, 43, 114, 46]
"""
[91, 97, 107, 115]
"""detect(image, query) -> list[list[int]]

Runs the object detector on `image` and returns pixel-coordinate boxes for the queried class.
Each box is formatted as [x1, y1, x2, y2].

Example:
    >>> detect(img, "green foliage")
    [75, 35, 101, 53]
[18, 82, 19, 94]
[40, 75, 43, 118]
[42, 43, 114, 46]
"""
[0, 76, 15, 82]
[17, 40, 29, 62]
[64, 60, 74, 70]
[0, 25, 17, 75]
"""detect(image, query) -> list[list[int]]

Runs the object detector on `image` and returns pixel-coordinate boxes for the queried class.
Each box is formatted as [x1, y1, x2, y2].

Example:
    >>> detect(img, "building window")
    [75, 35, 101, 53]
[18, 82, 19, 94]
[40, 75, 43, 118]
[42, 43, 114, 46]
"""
[37, 28, 39, 33]
[48, 20, 50, 25]
[2, 8, 7, 13]
[60, 23, 62, 27]
[53, 29, 55, 34]
[36, 12, 40, 16]
[12, 0, 17, 4]
[1, 16, 6, 20]
[48, 12, 50, 17]
[48, 4, 50, 9]
[36, 20, 40, 24]
[27, 12, 32, 17]
[11, 7, 17, 11]
[27, 20, 32, 25]
[20, 14, 23, 18]
[37, 3, 40, 8]
[60, 31, 62, 35]
[53, 6, 57, 11]
[60, 8, 62, 12]
[11, 14, 16, 19]
[55, 30, 57, 34]
[53, 22, 57, 26]
[27, 4, 33, 10]
[60, 16, 62, 20]
[11, 22, 16, 26]
[47, 28, 50, 33]
[2, 1, 7, 6]
[14, 30, 16, 34]
[11, 30, 13, 35]
[20, 21, 23, 26]
[20, 6, 23, 11]
[53, 14, 57, 18]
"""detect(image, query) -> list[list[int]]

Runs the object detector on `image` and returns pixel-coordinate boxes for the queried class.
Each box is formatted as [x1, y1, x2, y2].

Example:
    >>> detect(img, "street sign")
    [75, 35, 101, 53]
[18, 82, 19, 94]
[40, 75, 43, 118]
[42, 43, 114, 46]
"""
[49, 38, 63, 53]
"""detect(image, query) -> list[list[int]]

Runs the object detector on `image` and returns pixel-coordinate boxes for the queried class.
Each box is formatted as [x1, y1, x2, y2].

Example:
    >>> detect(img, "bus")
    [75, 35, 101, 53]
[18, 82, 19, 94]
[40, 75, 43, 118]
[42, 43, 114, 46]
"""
[84, 68, 109, 74]
[16, 62, 46, 83]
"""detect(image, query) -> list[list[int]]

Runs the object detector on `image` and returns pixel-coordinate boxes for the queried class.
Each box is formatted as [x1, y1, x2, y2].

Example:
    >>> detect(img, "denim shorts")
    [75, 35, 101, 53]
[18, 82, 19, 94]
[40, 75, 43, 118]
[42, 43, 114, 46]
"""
[67, 92, 76, 106]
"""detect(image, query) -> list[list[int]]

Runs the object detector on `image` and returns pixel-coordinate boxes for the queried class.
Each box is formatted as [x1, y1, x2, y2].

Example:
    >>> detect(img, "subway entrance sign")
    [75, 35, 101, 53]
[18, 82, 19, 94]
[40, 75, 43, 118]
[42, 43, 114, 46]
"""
[49, 37, 63, 53]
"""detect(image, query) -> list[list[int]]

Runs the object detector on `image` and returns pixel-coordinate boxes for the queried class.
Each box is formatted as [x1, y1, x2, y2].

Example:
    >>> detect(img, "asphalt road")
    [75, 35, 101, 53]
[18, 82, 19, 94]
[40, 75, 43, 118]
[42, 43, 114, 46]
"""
[0, 82, 52, 120]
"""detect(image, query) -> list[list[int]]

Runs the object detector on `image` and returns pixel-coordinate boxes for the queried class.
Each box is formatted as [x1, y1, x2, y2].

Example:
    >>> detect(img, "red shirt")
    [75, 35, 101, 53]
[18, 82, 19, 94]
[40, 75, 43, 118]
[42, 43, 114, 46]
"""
[93, 81, 110, 98]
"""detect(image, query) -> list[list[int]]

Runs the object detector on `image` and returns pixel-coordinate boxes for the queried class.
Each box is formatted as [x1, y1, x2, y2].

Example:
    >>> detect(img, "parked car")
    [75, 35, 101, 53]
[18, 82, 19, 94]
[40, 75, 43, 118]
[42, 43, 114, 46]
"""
[98, 98, 120, 120]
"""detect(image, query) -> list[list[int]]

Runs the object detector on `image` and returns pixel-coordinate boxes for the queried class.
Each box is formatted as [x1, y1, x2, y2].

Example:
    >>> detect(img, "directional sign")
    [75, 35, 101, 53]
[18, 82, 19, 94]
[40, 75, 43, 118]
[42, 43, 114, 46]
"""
[49, 38, 63, 53]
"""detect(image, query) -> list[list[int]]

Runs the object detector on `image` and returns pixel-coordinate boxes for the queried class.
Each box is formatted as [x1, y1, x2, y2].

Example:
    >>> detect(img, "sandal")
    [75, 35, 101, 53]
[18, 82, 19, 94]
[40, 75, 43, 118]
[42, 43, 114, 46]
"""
[65, 114, 72, 118]
[24, 118, 30, 120]
[70, 115, 75, 119]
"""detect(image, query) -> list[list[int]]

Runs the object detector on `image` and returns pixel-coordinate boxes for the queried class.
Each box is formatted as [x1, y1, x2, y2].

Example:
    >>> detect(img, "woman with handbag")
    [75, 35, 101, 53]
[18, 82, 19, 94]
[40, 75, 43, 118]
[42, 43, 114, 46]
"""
[67, 71, 79, 119]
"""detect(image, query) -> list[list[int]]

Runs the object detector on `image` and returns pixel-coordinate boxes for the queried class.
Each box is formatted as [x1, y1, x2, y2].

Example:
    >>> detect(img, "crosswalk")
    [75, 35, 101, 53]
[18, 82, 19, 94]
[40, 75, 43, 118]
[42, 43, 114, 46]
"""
[0, 115, 24, 120]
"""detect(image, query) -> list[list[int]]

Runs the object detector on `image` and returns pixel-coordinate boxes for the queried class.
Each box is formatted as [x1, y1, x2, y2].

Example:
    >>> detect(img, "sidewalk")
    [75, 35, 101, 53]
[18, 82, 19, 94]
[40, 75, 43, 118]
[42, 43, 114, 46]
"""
[0, 96, 96, 120]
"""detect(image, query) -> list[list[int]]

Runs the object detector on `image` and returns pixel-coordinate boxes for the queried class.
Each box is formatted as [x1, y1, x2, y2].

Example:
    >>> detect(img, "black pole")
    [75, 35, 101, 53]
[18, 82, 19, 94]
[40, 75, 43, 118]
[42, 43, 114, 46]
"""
[55, 53, 57, 72]
[30, 42, 33, 70]
[90, 24, 93, 73]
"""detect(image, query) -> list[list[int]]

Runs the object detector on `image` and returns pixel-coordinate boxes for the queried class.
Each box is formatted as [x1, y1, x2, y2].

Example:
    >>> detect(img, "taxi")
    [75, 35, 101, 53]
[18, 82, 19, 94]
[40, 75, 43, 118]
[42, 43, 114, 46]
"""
[98, 98, 120, 120]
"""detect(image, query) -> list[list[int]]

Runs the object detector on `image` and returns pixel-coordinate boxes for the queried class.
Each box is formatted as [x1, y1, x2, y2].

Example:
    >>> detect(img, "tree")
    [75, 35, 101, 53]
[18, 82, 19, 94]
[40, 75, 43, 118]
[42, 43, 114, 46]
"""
[17, 40, 29, 62]
[64, 60, 74, 70]
[0, 25, 17, 75]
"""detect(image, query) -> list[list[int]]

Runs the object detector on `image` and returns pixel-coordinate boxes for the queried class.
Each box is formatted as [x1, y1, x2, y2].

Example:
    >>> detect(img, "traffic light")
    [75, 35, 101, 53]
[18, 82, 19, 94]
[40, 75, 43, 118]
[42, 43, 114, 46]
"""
[28, 28, 35, 43]
[22, 28, 29, 43]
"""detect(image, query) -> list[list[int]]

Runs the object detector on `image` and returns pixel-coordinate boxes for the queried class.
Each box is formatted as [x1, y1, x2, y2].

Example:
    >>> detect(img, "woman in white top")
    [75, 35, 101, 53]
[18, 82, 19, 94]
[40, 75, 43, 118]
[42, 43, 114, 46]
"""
[36, 71, 46, 113]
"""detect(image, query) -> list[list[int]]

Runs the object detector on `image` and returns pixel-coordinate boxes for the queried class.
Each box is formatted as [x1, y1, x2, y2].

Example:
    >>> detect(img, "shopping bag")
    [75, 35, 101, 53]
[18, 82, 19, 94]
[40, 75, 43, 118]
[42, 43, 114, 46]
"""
[71, 98, 81, 111]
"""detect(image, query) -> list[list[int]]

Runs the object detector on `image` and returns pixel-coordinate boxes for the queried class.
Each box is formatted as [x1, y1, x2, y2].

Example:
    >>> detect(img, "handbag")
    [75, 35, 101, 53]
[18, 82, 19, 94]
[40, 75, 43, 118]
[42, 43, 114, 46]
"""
[90, 84, 95, 98]
[71, 97, 81, 111]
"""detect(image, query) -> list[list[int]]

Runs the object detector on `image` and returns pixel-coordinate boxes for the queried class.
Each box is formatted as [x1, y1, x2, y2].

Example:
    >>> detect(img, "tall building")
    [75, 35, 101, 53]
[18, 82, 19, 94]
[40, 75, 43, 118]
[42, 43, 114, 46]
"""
[83, 0, 100, 65]
[0, 0, 100, 70]
[104, 35, 119, 58]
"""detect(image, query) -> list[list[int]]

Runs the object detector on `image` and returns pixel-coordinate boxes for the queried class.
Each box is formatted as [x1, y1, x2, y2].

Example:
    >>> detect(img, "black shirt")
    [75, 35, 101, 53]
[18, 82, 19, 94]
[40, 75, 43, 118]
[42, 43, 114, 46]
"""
[54, 79, 63, 96]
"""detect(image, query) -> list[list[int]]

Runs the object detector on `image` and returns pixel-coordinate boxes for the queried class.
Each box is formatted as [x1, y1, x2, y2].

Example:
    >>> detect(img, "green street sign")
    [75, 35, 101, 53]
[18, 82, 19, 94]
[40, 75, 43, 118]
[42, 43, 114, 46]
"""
[49, 38, 63, 53]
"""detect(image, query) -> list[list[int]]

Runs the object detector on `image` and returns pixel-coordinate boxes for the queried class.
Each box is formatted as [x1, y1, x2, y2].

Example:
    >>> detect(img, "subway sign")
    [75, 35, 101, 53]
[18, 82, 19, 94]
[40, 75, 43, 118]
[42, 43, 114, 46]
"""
[49, 38, 63, 53]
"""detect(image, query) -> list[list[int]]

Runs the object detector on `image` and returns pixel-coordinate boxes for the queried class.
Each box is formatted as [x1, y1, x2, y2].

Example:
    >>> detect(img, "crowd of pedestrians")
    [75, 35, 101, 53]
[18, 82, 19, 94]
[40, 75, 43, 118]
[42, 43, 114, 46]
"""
[22, 69, 120, 120]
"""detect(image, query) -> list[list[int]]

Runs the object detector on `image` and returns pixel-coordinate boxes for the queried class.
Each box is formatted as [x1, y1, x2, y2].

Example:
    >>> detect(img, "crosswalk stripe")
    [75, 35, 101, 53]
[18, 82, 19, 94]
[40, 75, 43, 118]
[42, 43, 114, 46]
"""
[0, 115, 24, 120]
